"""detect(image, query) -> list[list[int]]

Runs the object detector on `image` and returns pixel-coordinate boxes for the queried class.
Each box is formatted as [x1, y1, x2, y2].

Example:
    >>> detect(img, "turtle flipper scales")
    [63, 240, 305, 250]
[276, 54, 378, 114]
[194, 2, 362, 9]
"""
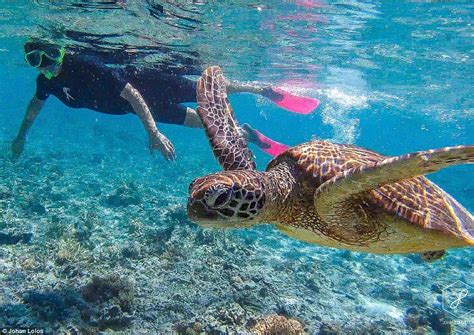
[196, 66, 256, 171]
[314, 145, 474, 244]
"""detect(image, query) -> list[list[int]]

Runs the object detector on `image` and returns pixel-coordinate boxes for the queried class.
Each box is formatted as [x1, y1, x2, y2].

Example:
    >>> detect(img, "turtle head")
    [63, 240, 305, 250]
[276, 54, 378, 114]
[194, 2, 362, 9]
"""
[187, 170, 266, 228]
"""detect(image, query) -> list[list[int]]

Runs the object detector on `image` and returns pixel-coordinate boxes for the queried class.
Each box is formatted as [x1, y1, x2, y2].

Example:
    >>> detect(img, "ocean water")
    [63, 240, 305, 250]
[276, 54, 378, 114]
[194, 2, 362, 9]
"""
[0, 1, 473, 334]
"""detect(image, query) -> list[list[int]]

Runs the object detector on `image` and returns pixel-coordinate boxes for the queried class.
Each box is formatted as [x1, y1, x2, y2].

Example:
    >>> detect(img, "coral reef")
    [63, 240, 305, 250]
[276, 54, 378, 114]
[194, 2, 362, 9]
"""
[0, 129, 472, 334]
[81, 275, 136, 330]
[53, 238, 92, 266]
[250, 314, 306, 335]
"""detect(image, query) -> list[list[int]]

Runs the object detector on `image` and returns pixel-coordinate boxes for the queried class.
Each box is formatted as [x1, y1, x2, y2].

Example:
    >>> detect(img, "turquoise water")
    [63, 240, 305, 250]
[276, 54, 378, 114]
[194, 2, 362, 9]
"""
[0, 1, 473, 334]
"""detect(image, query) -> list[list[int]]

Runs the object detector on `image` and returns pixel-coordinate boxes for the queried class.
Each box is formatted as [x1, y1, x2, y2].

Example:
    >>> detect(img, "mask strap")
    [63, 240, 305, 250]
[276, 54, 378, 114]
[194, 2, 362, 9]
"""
[57, 47, 65, 65]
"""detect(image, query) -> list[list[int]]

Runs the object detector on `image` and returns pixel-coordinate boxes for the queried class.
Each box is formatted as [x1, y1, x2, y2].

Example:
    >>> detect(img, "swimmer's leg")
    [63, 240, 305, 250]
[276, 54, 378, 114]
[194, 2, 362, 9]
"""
[183, 105, 286, 156]
[226, 81, 320, 115]
[183, 106, 203, 128]
[240, 123, 289, 156]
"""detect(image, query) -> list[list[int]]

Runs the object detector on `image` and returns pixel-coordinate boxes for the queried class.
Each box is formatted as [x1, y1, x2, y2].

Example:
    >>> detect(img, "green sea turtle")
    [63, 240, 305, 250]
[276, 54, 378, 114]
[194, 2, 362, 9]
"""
[187, 66, 474, 261]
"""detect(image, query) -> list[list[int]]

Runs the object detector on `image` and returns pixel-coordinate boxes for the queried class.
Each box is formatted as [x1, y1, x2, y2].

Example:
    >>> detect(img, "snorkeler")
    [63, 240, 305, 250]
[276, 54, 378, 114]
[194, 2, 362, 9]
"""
[12, 41, 319, 160]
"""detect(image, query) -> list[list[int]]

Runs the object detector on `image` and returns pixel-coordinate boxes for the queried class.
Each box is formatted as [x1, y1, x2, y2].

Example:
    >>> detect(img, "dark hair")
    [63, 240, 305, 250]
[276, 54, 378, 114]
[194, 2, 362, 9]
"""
[24, 39, 61, 54]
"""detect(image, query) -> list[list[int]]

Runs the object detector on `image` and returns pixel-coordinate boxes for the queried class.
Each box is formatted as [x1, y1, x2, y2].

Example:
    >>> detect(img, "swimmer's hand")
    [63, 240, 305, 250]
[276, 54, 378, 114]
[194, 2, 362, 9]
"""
[11, 137, 25, 160]
[150, 132, 176, 161]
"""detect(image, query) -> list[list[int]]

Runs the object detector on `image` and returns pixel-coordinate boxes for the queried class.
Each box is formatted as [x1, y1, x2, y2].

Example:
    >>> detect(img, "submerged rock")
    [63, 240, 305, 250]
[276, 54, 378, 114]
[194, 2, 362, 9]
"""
[105, 184, 141, 207]
[0, 185, 12, 199]
[80, 275, 136, 331]
[82, 275, 135, 313]
[0, 231, 32, 245]
[173, 320, 203, 335]
[97, 304, 134, 331]
[404, 306, 452, 334]
[426, 309, 452, 334]
[22, 290, 67, 322]
[24, 198, 46, 214]
[318, 322, 342, 335]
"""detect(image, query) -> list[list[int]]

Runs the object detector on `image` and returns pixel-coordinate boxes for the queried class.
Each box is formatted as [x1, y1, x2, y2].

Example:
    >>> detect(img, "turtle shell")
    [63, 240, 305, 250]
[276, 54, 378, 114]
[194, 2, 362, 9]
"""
[266, 141, 474, 245]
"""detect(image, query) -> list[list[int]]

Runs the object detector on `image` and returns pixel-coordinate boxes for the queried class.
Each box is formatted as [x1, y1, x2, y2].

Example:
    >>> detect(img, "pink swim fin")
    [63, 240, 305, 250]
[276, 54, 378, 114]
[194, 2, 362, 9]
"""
[253, 129, 289, 156]
[267, 88, 320, 115]
[242, 123, 289, 156]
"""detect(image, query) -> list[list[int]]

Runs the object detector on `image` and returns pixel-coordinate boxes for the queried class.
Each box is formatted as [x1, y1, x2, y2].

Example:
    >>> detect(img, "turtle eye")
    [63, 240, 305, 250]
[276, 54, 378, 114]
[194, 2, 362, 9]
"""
[205, 187, 233, 209]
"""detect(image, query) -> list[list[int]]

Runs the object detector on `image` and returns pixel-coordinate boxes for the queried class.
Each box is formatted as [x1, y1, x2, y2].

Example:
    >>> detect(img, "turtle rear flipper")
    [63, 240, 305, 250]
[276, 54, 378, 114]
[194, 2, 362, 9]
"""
[420, 250, 445, 262]
[314, 146, 474, 245]
[196, 66, 256, 171]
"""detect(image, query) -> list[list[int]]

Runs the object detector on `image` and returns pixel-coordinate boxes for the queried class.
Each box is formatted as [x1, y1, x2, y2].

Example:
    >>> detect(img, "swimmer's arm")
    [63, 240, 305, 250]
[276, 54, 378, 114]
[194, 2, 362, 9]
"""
[17, 96, 45, 137]
[120, 83, 176, 160]
[12, 96, 45, 158]
[120, 83, 158, 138]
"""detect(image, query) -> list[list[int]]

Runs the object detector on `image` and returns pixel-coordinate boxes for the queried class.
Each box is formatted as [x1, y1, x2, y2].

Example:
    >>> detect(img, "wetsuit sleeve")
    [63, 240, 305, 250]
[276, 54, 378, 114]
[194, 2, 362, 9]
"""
[112, 70, 128, 93]
[35, 75, 50, 101]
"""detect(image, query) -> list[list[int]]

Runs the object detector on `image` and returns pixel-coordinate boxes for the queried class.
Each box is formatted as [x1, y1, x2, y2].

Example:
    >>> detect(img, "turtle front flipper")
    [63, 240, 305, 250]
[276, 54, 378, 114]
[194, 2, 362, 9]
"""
[196, 66, 256, 171]
[314, 145, 474, 246]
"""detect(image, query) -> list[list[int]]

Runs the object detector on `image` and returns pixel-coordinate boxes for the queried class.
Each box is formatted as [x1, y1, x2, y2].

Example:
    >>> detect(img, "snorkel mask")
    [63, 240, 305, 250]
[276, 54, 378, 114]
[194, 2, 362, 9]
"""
[25, 45, 65, 79]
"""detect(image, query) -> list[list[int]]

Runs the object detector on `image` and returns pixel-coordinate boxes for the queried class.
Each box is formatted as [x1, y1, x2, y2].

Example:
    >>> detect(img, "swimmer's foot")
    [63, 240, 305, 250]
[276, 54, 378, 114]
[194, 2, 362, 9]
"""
[241, 123, 289, 156]
[262, 87, 320, 115]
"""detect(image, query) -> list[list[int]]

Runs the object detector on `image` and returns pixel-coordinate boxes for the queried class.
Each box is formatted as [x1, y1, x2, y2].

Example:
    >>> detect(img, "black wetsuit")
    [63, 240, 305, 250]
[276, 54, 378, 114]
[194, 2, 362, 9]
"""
[35, 54, 197, 124]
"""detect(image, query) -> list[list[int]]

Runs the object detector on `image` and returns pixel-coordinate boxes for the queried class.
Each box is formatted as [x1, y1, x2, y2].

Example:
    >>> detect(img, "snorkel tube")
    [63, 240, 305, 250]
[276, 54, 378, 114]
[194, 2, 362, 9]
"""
[44, 47, 65, 80]
[24, 39, 66, 80]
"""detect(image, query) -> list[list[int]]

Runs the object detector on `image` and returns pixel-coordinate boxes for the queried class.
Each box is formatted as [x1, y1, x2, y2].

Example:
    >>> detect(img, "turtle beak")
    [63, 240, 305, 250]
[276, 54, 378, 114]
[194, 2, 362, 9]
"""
[187, 198, 218, 223]
[188, 176, 220, 223]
